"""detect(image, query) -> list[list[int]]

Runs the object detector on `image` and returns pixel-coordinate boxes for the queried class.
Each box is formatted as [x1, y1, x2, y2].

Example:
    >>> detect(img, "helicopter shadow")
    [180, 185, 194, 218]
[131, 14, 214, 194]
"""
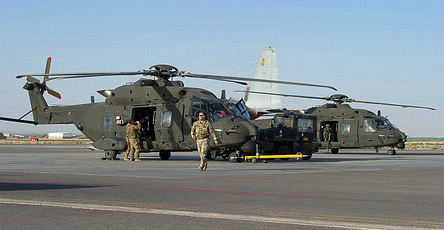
[0, 182, 107, 192]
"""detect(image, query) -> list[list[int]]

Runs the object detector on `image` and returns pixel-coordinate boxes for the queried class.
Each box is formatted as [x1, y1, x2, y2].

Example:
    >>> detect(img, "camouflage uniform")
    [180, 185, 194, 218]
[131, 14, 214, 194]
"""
[128, 122, 142, 161]
[124, 123, 131, 161]
[191, 120, 217, 171]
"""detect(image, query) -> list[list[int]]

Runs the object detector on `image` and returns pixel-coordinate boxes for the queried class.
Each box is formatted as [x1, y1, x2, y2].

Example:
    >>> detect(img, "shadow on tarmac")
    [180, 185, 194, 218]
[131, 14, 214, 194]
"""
[0, 182, 106, 192]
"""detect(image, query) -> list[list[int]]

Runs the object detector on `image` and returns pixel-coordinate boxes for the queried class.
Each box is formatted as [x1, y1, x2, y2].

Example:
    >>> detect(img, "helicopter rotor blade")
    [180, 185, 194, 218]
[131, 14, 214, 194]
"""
[43, 57, 52, 83]
[235, 90, 329, 101]
[16, 71, 145, 79]
[180, 73, 337, 91]
[350, 99, 436, 110]
[46, 87, 62, 99]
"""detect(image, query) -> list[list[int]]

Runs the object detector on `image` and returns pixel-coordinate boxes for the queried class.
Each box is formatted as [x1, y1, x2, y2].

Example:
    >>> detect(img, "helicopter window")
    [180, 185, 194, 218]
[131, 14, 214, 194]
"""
[342, 124, 351, 134]
[364, 119, 377, 132]
[191, 98, 232, 122]
[161, 111, 172, 128]
[297, 119, 315, 132]
[375, 119, 392, 128]
[104, 114, 112, 130]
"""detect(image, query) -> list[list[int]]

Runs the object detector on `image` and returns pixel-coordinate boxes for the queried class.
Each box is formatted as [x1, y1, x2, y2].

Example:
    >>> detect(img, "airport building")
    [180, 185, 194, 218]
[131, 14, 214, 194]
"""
[48, 132, 73, 139]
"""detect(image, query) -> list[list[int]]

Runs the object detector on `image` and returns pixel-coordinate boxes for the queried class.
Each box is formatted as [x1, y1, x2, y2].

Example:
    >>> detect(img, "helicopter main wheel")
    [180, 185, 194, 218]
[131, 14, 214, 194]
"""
[104, 150, 117, 160]
[159, 150, 171, 160]
[387, 149, 396, 155]
[331, 148, 339, 154]
[302, 154, 312, 160]
[229, 152, 243, 163]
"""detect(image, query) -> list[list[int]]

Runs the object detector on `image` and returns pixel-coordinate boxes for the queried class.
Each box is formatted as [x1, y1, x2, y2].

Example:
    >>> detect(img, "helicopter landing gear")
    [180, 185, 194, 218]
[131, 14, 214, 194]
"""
[331, 148, 339, 154]
[159, 150, 171, 160]
[104, 150, 117, 160]
[387, 148, 396, 155]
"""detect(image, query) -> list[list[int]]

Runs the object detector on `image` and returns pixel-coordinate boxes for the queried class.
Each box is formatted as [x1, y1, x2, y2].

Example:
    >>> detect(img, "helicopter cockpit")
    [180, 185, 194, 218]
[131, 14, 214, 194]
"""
[364, 116, 396, 132]
[191, 98, 233, 122]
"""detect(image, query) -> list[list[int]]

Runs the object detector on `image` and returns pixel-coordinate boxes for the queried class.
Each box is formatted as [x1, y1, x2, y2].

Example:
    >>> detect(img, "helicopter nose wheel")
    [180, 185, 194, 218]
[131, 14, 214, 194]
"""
[159, 150, 171, 160]
[387, 149, 396, 155]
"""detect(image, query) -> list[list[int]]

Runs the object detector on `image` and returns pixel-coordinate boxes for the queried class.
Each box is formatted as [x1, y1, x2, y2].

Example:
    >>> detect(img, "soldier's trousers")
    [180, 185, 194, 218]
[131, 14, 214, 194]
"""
[129, 138, 140, 160]
[124, 136, 131, 159]
[196, 138, 209, 169]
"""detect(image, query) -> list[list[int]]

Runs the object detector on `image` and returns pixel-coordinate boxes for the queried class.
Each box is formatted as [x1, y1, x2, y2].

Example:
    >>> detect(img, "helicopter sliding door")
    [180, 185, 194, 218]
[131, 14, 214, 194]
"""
[155, 103, 185, 148]
[338, 119, 358, 147]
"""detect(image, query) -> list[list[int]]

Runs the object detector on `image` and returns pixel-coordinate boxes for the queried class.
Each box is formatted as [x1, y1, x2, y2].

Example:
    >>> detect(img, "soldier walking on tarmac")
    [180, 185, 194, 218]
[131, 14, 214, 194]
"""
[191, 111, 219, 171]
[128, 120, 142, 162]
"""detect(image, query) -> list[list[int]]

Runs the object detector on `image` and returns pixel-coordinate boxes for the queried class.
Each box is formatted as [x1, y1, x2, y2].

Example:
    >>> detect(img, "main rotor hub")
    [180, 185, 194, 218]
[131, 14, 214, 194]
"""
[149, 64, 179, 80]
[329, 94, 349, 104]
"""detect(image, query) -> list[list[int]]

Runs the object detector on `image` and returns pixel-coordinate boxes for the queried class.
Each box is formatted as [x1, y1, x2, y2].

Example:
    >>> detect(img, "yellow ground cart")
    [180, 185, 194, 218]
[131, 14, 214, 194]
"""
[244, 152, 303, 163]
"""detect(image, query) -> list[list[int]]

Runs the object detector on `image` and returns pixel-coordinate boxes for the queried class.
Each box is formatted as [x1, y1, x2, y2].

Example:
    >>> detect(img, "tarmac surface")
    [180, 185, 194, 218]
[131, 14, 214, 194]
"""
[1, 145, 443, 229]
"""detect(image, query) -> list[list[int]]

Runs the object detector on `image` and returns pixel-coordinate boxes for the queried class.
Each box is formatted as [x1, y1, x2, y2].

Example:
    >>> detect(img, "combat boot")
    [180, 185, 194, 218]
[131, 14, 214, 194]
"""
[135, 158, 142, 162]
[203, 164, 207, 171]
[124, 157, 130, 161]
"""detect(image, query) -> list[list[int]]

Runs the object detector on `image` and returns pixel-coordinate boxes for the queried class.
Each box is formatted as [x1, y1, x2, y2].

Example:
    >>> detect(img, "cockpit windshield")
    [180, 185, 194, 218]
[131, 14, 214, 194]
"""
[227, 99, 250, 120]
[192, 98, 232, 122]
[375, 119, 393, 128]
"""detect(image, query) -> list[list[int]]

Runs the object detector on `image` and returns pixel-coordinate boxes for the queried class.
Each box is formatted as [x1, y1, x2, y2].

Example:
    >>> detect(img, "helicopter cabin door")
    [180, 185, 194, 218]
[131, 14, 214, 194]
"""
[320, 121, 338, 147]
[338, 119, 358, 147]
[132, 106, 156, 149]
[155, 103, 185, 146]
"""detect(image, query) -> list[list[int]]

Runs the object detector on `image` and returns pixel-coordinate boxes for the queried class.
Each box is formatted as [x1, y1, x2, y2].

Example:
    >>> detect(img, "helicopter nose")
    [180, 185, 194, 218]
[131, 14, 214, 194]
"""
[213, 117, 257, 151]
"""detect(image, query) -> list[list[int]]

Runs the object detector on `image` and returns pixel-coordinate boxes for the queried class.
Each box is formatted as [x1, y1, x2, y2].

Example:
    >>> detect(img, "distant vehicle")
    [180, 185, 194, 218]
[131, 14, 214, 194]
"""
[13, 134, 25, 139]
[253, 112, 318, 160]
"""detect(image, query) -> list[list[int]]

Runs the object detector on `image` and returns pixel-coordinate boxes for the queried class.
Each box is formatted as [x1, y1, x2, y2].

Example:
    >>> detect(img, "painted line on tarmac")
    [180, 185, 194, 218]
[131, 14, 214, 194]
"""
[0, 198, 433, 230]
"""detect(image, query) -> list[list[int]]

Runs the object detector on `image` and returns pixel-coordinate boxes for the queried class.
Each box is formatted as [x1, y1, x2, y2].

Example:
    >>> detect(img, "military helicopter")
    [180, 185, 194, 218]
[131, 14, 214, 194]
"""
[236, 91, 435, 155]
[0, 58, 337, 160]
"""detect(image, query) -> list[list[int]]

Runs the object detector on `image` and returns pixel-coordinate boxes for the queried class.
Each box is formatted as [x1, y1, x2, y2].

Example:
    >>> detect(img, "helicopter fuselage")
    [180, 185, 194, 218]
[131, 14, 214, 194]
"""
[24, 78, 258, 156]
[306, 103, 407, 151]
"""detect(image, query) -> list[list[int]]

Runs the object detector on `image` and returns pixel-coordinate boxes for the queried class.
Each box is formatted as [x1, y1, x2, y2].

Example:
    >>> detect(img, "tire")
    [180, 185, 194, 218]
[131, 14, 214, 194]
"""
[302, 154, 312, 160]
[387, 149, 396, 155]
[159, 150, 171, 160]
[104, 150, 117, 160]
[331, 148, 339, 154]
[251, 158, 257, 163]
[229, 152, 242, 163]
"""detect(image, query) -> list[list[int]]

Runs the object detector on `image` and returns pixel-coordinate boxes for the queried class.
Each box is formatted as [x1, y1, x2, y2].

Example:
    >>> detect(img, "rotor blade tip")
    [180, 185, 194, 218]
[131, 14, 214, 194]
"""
[48, 57, 52, 61]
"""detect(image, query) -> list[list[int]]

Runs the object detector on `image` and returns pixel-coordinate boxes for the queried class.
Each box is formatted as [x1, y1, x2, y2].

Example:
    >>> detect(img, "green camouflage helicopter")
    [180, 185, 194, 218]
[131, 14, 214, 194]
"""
[237, 91, 435, 155]
[0, 58, 337, 160]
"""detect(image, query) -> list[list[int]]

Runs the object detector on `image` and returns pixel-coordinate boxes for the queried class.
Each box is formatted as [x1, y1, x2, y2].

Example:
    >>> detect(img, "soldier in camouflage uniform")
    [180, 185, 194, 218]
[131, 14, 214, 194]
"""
[128, 120, 142, 162]
[191, 111, 219, 171]
[124, 119, 132, 161]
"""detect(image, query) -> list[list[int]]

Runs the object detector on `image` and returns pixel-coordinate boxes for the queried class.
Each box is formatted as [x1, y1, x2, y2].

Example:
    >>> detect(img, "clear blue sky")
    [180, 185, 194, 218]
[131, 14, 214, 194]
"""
[0, 0, 443, 136]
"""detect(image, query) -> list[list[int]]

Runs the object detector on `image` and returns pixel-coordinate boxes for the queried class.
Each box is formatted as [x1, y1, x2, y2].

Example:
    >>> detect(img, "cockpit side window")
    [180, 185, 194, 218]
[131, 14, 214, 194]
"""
[364, 119, 377, 132]
[191, 98, 232, 122]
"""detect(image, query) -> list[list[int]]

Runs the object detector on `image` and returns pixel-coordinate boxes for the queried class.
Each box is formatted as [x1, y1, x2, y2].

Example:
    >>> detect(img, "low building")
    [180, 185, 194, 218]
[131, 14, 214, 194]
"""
[48, 132, 73, 139]
[0, 133, 5, 140]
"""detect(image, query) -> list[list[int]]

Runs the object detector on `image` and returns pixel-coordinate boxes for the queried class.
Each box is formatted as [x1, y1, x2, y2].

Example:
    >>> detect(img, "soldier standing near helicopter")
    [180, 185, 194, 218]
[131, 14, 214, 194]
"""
[123, 119, 132, 161]
[128, 120, 142, 162]
[191, 111, 219, 171]
[323, 124, 332, 150]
